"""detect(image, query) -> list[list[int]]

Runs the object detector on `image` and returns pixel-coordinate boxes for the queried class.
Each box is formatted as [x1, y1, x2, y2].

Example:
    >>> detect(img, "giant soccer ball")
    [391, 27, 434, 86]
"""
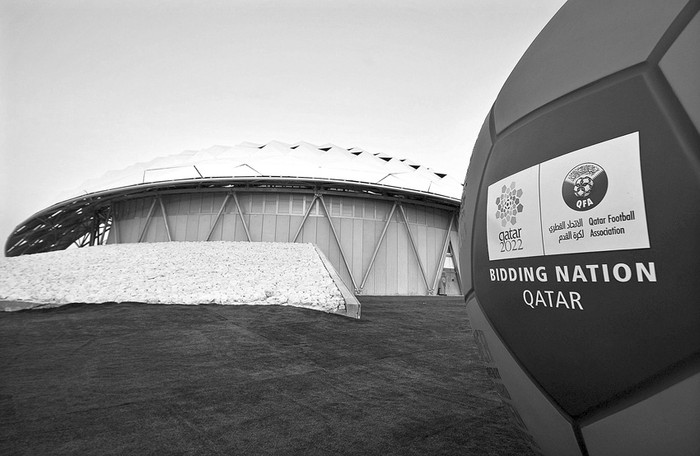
[460, 1, 699, 455]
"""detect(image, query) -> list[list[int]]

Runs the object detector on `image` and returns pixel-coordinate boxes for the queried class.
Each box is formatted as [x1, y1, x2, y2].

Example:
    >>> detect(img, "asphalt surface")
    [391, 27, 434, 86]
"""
[1, 296, 535, 455]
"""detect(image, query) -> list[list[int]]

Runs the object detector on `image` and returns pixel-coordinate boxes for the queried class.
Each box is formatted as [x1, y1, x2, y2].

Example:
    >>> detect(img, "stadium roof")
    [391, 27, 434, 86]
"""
[6, 142, 464, 257]
[72, 141, 463, 200]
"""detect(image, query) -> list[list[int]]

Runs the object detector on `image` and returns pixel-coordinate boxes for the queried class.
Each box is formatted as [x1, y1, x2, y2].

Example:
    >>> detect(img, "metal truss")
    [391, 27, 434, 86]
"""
[6, 181, 460, 297]
[317, 194, 359, 292]
[135, 193, 254, 243]
[291, 196, 460, 296]
[73, 207, 114, 248]
[292, 194, 319, 242]
[290, 192, 360, 292]
[356, 204, 460, 296]
[358, 202, 398, 293]
[430, 214, 456, 296]
[6, 177, 459, 257]
[206, 192, 252, 242]
[137, 198, 159, 243]
[207, 193, 231, 241]
[397, 203, 431, 293]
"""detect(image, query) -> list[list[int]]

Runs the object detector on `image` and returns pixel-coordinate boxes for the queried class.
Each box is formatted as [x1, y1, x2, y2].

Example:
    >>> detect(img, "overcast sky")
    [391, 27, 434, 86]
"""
[0, 0, 565, 252]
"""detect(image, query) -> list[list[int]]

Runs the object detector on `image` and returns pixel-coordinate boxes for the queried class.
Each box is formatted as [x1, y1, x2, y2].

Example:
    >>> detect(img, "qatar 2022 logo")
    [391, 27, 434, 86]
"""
[562, 162, 608, 211]
[495, 182, 523, 227]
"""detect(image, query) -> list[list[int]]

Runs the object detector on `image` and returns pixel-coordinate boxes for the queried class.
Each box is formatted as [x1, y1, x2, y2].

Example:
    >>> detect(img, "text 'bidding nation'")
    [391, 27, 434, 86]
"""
[488, 262, 657, 311]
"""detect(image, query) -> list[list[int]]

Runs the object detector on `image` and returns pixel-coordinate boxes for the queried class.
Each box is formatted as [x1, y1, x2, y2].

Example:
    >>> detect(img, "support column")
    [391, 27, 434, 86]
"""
[431, 214, 455, 295]
[397, 203, 431, 294]
[138, 198, 158, 243]
[232, 193, 252, 242]
[89, 214, 99, 246]
[317, 194, 359, 292]
[111, 208, 120, 244]
[449, 239, 462, 294]
[292, 194, 319, 242]
[358, 201, 397, 294]
[207, 193, 231, 241]
[158, 196, 172, 242]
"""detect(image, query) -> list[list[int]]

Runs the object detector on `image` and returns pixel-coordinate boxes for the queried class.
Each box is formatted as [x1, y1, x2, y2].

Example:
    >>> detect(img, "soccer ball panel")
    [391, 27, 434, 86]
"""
[466, 297, 582, 456]
[474, 72, 700, 416]
[458, 116, 493, 295]
[660, 12, 700, 132]
[581, 372, 700, 456]
[493, 0, 689, 134]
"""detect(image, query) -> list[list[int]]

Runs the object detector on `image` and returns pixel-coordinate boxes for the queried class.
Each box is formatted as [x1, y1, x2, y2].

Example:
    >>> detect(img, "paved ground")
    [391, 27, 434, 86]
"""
[0, 297, 535, 455]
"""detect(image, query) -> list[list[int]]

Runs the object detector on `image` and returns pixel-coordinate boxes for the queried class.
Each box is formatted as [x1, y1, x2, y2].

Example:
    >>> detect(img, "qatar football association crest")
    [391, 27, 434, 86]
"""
[562, 162, 608, 211]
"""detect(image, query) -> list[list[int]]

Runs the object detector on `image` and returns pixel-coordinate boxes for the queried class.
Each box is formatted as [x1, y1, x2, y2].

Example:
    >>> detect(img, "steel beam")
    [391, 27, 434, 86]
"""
[292, 194, 318, 242]
[96, 208, 108, 245]
[449, 237, 463, 294]
[111, 209, 120, 244]
[138, 198, 158, 243]
[6, 177, 460, 256]
[358, 201, 397, 293]
[107, 185, 458, 211]
[96, 213, 106, 245]
[75, 234, 89, 248]
[98, 223, 108, 245]
[317, 194, 358, 292]
[157, 197, 172, 242]
[398, 204, 430, 294]
[88, 215, 98, 246]
[431, 214, 455, 295]
[14, 218, 86, 255]
[232, 193, 252, 241]
[207, 193, 231, 241]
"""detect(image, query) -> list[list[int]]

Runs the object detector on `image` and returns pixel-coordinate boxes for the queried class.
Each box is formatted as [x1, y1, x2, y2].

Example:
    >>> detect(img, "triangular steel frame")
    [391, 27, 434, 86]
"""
[291, 192, 360, 292]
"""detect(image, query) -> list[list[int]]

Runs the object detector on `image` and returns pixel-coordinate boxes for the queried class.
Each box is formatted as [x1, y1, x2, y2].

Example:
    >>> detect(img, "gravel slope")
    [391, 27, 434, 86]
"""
[0, 242, 345, 313]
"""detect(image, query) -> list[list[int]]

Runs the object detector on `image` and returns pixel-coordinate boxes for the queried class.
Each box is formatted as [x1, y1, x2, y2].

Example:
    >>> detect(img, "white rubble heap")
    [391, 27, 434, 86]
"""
[0, 242, 346, 313]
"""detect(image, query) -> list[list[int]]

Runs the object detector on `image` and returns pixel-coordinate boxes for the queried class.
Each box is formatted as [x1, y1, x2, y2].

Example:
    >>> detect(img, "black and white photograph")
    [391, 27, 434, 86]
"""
[2, 0, 698, 454]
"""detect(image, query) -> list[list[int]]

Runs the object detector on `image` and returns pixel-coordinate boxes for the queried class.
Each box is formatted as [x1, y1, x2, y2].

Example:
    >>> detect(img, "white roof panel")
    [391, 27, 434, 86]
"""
[71, 141, 463, 200]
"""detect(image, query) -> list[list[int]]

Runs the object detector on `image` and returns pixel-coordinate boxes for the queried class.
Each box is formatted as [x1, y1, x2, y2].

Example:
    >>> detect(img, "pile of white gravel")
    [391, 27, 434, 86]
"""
[0, 242, 346, 313]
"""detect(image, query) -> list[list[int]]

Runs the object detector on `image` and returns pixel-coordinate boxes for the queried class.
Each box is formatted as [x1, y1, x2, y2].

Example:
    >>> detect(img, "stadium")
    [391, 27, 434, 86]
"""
[4, 141, 463, 297]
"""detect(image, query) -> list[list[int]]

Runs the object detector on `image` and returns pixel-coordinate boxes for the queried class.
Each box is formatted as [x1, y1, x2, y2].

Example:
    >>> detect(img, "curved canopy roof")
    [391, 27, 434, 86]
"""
[6, 141, 463, 257]
[73, 141, 463, 200]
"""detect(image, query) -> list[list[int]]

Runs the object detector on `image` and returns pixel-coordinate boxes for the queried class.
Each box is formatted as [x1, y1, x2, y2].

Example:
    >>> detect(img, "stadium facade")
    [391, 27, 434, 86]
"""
[6, 141, 463, 296]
